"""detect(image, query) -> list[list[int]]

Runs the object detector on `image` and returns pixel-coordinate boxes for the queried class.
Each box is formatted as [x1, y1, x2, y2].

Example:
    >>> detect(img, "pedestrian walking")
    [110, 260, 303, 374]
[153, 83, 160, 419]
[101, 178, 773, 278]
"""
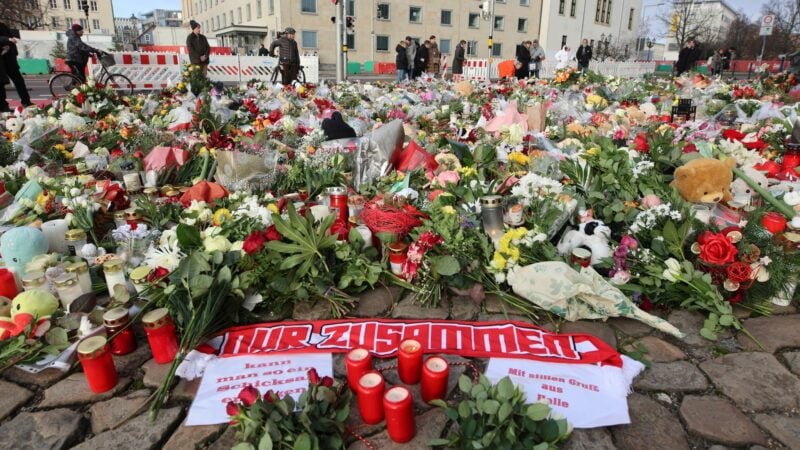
[66, 23, 103, 83]
[405, 36, 416, 80]
[530, 40, 545, 78]
[427, 35, 441, 74]
[711, 48, 724, 76]
[452, 40, 466, 78]
[515, 40, 532, 79]
[268, 27, 300, 84]
[186, 20, 210, 77]
[0, 22, 31, 112]
[395, 40, 409, 82]
[576, 39, 593, 74]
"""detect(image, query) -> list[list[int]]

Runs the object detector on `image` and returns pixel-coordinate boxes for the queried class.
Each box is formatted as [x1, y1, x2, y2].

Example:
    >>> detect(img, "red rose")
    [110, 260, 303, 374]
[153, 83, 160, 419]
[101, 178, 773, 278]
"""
[633, 133, 650, 153]
[238, 385, 260, 406]
[263, 225, 281, 241]
[640, 296, 653, 312]
[696, 231, 716, 245]
[728, 290, 745, 304]
[226, 401, 240, 417]
[307, 368, 320, 385]
[320, 376, 334, 388]
[264, 389, 276, 403]
[75, 92, 86, 105]
[146, 266, 170, 282]
[133, 150, 145, 159]
[243, 230, 267, 255]
[722, 129, 745, 142]
[726, 262, 752, 284]
[267, 109, 283, 123]
[683, 143, 697, 154]
[699, 233, 738, 265]
[110, 148, 124, 158]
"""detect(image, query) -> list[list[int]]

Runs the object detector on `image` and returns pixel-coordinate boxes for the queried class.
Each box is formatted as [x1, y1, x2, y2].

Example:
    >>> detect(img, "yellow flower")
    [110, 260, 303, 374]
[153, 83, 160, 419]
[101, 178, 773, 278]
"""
[491, 252, 507, 270]
[507, 151, 530, 166]
[198, 146, 216, 157]
[441, 205, 457, 215]
[396, 171, 405, 181]
[457, 166, 477, 177]
[267, 203, 279, 214]
[586, 146, 600, 156]
[53, 144, 66, 152]
[213, 208, 232, 226]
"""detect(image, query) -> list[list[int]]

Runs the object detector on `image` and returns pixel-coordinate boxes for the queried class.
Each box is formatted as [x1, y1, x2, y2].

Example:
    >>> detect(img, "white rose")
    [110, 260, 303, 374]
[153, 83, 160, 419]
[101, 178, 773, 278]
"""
[662, 258, 682, 282]
[203, 235, 232, 253]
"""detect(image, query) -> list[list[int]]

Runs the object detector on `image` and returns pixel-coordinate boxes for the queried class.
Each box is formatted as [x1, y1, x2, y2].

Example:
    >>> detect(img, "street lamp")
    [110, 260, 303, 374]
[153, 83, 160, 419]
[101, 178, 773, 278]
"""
[130, 14, 138, 51]
[647, 38, 654, 61]
[81, 0, 90, 32]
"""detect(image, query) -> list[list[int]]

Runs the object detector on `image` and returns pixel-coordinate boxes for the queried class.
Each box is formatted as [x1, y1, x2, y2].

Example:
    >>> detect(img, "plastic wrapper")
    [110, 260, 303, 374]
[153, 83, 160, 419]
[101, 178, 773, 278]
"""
[752, 102, 786, 122]
[351, 119, 405, 190]
[215, 149, 281, 191]
[166, 106, 194, 132]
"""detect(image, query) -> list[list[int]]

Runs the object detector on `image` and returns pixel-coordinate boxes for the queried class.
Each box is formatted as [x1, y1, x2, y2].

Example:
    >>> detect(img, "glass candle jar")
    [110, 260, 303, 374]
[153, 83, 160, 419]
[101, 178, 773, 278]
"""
[387, 242, 408, 275]
[142, 307, 179, 364]
[103, 258, 127, 299]
[77, 336, 118, 394]
[129, 266, 151, 295]
[327, 186, 349, 223]
[21, 271, 47, 292]
[103, 306, 137, 356]
[356, 371, 385, 425]
[66, 261, 92, 294]
[143, 187, 158, 199]
[113, 210, 127, 228]
[41, 219, 69, 254]
[65, 229, 87, 257]
[481, 195, 505, 244]
[0, 268, 19, 300]
[123, 172, 143, 192]
[54, 273, 82, 310]
[383, 386, 416, 443]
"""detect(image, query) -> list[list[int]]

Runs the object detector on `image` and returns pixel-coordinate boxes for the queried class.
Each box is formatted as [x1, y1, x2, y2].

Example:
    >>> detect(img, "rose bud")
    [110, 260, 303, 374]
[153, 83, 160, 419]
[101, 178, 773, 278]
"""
[320, 376, 334, 388]
[307, 368, 321, 385]
[226, 401, 240, 417]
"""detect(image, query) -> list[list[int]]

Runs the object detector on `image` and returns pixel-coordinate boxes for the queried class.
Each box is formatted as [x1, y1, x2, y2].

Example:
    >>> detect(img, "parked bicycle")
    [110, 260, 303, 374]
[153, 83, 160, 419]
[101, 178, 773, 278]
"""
[49, 53, 134, 98]
[269, 60, 306, 84]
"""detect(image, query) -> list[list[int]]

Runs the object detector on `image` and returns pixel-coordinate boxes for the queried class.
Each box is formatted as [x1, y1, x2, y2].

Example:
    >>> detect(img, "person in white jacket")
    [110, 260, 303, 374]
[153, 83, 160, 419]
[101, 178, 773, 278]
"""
[555, 46, 572, 70]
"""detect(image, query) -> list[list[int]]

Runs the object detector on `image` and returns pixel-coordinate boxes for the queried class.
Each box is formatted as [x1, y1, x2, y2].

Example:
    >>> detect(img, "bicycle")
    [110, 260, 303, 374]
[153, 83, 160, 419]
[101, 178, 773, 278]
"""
[269, 60, 306, 84]
[49, 53, 134, 98]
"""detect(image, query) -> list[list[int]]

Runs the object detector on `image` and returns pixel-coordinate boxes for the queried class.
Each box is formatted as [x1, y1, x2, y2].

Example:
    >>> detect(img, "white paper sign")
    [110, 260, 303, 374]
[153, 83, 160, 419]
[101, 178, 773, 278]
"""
[485, 356, 643, 428]
[185, 353, 333, 426]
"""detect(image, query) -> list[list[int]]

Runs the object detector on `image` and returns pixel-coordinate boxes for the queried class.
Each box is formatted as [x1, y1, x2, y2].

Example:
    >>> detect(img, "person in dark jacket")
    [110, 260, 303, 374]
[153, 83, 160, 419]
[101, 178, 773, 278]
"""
[186, 20, 210, 77]
[269, 27, 300, 84]
[66, 24, 103, 83]
[675, 39, 697, 76]
[395, 40, 409, 82]
[258, 44, 269, 56]
[515, 40, 532, 79]
[452, 40, 466, 77]
[414, 40, 429, 78]
[0, 23, 31, 111]
[576, 38, 593, 74]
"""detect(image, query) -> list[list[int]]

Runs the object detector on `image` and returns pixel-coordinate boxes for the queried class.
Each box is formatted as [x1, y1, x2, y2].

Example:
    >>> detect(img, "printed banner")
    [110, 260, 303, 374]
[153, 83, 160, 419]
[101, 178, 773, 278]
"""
[217, 319, 622, 367]
[185, 353, 333, 426]
[485, 356, 644, 428]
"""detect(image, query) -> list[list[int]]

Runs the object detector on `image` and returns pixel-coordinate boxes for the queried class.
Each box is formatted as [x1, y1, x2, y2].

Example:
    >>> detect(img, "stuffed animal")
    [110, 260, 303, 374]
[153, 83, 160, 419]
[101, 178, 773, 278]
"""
[671, 157, 737, 204]
[556, 220, 612, 266]
[0, 227, 49, 276]
[731, 166, 769, 204]
[0, 290, 59, 340]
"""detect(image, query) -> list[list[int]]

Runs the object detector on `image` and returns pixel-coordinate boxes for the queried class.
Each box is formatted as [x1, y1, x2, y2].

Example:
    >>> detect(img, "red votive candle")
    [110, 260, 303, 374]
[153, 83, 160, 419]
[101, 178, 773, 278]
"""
[346, 348, 373, 392]
[421, 356, 450, 403]
[103, 307, 137, 356]
[0, 268, 19, 300]
[383, 386, 416, 443]
[762, 212, 788, 234]
[357, 371, 385, 424]
[398, 339, 423, 385]
[78, 336, 118, 393]
[142, 308, 179, 364]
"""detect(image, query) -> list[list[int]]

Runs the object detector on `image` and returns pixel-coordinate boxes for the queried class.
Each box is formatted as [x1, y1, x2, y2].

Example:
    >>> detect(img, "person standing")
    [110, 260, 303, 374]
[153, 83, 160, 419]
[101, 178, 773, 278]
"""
[405, 36, 416, 80]
[675, 39, 696, 76]
[555, 46, 571, 70]
[268, 27, 300, 84]
[0, 23, 31, 111]
[66, 23, 103, 83]
[530, 39, 545, 78]
[414, 40, 429, 78]
[576, 39, 593, 74]
[258, 44, 269, 56]
[186, 20, 210, 77]
[711, 48, 724, 76]
[395, 39, 409, 82]
[427, 35, 441, 74]
[515, 40, 532, 79]
[452, 40, 466, 77]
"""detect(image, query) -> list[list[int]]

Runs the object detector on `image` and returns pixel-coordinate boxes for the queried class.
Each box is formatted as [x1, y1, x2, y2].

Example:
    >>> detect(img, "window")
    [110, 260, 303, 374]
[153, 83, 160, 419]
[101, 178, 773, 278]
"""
[346, 33, 355, 50]
[222, 14, 226, 27]
[561, 35, 567, 47]
[409, 6, 421, 23]
[441, 10, 452, 26]
[518, 18, 527, 32]
[376, 35, 389, 51]
[301, 0, 316, 14]
[440, 38, 451, 54]
[590, 39, 595, 49]
[595, 0, 601, 22]
[51, 16, 60, 27]
[520, 0, 529, 5]
[346, 0, 355, 17]
[301, 31, 317, 48]
[246, 4, 251, 21]
[237, 7, 242, 23]
[92, 19, 99, 29]
[229, 10, 233, 24]
[559, 0, 565, 14]
[64, 0, 71, 9]
[628, 7, 634, 30]
[257, 0, 262, 18]
[570, 0, 577, 17]
[377, 3, 389, 20]
[90, 0, 97, 11]
[466, 40, 478, 56]
[606, 0, 612, 24]
[600, 0, 606, 23]
[492, 43, 502, 57]
[143, 34, 151, 43]
[269, 0, 274, 15]
[49, 0, 58, 8]
[468, 13, 480, 28]
[494, 16, 504, 31]
[80, 18, 88, 28]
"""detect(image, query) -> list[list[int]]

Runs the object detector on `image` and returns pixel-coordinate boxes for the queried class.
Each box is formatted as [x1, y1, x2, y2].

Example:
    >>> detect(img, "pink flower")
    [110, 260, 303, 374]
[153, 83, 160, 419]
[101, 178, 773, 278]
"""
[641, 194, 662, 209]
[435, 170, 461, 188]
[428, 190, 445, 201]
[620, 235, 639, 250]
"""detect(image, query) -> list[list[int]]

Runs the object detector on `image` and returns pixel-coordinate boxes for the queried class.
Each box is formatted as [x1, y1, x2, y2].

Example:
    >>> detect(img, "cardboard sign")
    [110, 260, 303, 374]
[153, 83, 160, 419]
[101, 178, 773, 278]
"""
[185, 353, 333, 426]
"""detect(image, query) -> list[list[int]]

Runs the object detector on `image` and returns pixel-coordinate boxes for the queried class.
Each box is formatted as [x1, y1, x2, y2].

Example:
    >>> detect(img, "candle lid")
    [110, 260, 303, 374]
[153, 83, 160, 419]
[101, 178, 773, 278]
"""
[425, 357, 449, 373]
[142, 307, 170, 327]
[54, 272, 78, 287]
[572, 248, 591, 258]
[21, 271, 46, 285]
[384, 386, 410, 403]
[103, 306, 130, 326]
[78, 335, 108, 357]
[103, 258, 124, 273]
[347, 348, 370, 362]
[388, 242, 408, 253]
[480, 195, 502, 207]
[66, 229, 87, 240]
[160, 185, 174, 195]
[143, 187, 158, 196]
[358, 372, 383, 389]
[327, 186, 347, 196]
[125, 210, 141, 221]
[129, 266, 152, 283]
[165, 189, 180, 197]
[400, 339, 421, 353]
[113, 210, 127, 220]
[65, 261, 89, 275]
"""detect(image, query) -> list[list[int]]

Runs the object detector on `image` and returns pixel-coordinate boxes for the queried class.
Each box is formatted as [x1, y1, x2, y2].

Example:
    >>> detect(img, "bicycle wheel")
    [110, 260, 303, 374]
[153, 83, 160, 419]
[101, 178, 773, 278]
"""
[49, 73, 81, 98]
[105, 74, 134, 96]
[297, 68, 306, 84]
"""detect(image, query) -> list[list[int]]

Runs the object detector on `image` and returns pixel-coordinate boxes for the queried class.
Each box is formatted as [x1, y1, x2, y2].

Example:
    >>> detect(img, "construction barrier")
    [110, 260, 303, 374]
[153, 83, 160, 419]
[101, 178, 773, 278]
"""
[18, 59, 50, 75]
[88, 52, 320, 89]
[461, 59, 655, 81]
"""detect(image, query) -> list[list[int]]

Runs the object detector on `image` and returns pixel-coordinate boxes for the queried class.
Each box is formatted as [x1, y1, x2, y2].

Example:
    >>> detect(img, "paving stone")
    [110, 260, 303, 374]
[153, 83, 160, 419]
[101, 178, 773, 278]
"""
[784, 351, 800, 376]
[699, 352, 800, 412]
[72, 406, 183, 450]
[611, 393, 689, 450]
[708, 446, 733, 450]
[667, 309, 722, 347]
[733, 305, 752, 320]
[679, 395, 767, 446]
[563, 427, 617, 450]
[0, 380, 33, 421]
[391, 294, 449, 320]
[483, 293, 529, 315]
[292, 300, 333, 321]
[737, 315, 800, 353]
[173, 377, 201, 402]
[3, 366, 69, 388]
[0, 408, 84, 450]
[449, 296, 480, 320]
[40, 373, 132, 408]
[333, 353, 347, 378]
[89, 390, 151, 434]
[478, 313, 537, 324]
[752, 414, 800, 449]
[112, 343, 153, 376]
[625, 336, 686, 363]
[560, 321, 617, 349]
[634, 361, 709, 392]
[770, 303, 797, 315]
[208, 426, 238, 450]
[351, 285, 402, 318]
[143, 358, 176, 389]
[608, 317, 653, 338]
[163, 420, 226, 450]
[348, 407, 448, 450]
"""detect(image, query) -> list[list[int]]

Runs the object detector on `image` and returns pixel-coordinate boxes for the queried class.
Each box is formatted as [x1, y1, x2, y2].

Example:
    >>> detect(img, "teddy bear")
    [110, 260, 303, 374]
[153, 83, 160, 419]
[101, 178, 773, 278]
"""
[0, 290, 59, 340]
[556, 220, 613, 266]
[730, 166, 769, 205]
[671, 157, 737, 204]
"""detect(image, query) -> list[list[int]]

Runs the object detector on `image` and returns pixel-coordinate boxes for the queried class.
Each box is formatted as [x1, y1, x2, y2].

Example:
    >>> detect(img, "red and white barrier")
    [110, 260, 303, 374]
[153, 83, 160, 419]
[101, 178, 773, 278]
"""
[462, 58, 654, 81]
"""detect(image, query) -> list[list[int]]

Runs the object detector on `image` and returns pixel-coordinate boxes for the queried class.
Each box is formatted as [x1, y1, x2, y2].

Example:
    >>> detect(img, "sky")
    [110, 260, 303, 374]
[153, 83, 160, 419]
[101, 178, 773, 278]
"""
[113, 0, 182, 18]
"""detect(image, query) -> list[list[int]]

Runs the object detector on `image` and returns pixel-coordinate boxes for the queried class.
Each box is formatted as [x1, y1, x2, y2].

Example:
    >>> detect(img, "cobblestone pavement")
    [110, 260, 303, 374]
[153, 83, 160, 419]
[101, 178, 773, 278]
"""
[1, 288, 798, 449]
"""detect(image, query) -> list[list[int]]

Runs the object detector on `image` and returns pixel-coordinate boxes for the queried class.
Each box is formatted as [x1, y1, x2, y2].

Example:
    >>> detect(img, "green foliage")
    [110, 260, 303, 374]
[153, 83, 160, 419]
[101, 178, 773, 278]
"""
[50, 40, 67, 60]
[431, 375, 571, 450]
[0, 137, 20, 167]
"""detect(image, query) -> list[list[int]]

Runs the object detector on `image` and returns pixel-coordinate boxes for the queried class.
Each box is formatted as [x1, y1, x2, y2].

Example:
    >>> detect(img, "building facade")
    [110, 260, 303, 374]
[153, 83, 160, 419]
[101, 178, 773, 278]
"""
[42, 0, 115, 34]
[182, 0, 548, 65]
[663, 0, 736, 60]
[141, 9, 184, 27]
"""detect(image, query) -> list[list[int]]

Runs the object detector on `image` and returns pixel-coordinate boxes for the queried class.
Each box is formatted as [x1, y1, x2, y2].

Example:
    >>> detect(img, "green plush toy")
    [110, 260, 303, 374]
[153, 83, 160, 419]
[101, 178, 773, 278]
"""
[0, 290, 59, 340]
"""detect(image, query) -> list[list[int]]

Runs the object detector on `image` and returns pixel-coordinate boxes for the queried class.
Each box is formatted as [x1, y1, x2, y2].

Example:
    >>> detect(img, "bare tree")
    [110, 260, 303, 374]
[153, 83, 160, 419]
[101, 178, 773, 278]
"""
[762, 0, 800, 58]
[0, 0, 50, 30]
[722, 11, 761, 59]
[660, 0, 723, 50]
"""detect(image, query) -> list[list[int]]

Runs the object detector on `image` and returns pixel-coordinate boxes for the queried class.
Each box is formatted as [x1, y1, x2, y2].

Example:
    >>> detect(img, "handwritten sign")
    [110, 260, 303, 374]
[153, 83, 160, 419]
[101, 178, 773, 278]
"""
[185, 353, 333, 426]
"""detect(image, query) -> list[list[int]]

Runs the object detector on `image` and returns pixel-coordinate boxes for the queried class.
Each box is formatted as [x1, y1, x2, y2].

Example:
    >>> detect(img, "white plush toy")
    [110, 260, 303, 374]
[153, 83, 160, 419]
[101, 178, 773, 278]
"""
[4, 117, 22, 134]
[556, 220, 613, 266]
[730, 166, 769, 205]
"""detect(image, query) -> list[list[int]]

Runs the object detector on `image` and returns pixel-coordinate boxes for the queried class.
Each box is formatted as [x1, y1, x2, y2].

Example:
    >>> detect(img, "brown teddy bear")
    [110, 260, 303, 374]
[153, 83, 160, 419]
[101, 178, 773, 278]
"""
[671, 157, 737, 203]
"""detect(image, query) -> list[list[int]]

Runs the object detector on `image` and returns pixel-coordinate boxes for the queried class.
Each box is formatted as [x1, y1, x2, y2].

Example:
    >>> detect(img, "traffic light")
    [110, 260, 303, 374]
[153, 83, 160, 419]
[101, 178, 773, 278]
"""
[346, 16, 354, 32]
[670, 13, 679, 32]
